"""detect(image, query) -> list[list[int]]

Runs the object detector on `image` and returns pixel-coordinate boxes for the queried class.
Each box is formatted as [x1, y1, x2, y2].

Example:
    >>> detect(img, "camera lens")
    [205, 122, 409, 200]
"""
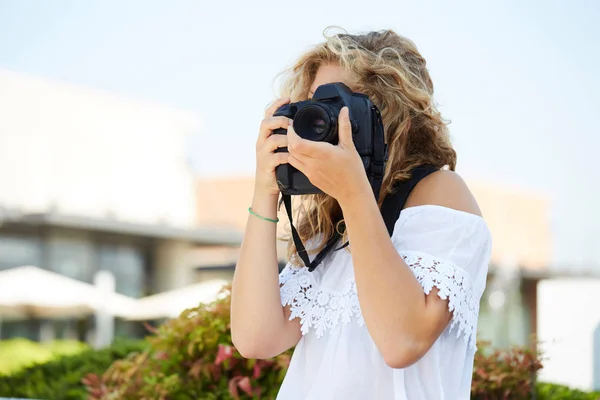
[312, 119, 327, 135]
[293, 104, 337, 143]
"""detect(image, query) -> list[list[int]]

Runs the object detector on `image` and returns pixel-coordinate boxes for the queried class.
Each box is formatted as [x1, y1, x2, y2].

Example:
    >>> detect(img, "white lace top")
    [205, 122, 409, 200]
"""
[276, 205, 492, 400]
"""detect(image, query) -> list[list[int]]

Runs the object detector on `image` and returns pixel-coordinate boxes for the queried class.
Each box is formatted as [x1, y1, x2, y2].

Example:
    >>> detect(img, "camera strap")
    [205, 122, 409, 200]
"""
[379, 164, 438, 235]
[369, 106, 387, 203]
[281, 194, 341, 272]
[281, 164, 439, 272]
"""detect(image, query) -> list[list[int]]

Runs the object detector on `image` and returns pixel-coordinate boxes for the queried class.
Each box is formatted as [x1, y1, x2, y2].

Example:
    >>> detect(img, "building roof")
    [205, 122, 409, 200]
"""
[195, 176, 552, 271]
[0, 209, 242, 246]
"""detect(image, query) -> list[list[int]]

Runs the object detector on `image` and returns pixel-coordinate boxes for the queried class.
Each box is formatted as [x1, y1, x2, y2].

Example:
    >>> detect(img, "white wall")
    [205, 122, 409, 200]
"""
[0, 69, 201, 227]
[537, 278, 600, 391]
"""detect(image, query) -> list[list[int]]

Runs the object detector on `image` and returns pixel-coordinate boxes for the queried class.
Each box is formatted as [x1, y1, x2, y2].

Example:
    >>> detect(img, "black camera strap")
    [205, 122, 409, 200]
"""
[281, 164, 439, 272]
[281, 194, 341, 272]
[369, 106, 387, 203]
[380, 164, 438, 235]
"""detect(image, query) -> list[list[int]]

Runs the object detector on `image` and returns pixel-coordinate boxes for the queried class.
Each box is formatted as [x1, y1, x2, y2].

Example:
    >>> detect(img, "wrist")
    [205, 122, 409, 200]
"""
[338, 179, 374, 210]
[251, 189, 280, 221]
[338, 188, 377, 215]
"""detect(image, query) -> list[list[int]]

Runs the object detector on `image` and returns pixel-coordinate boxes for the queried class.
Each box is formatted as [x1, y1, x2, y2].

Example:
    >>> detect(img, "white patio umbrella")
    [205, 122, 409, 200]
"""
[0, 265, 138, 319]
[126, 279, 228, 321]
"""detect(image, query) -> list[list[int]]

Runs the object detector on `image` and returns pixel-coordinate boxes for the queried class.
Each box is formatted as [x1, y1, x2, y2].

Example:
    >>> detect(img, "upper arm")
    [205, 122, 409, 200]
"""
[398, 170, 487, 351]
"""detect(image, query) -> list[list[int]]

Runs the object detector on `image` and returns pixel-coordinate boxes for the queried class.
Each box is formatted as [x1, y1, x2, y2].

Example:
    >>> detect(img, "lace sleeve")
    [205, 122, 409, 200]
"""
[392, 206, 492, 351]
[278, 264, 364, 338]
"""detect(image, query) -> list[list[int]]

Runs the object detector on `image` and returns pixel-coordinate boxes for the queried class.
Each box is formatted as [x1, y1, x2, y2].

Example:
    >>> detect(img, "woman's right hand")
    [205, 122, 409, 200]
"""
[254, 97, 292, 197]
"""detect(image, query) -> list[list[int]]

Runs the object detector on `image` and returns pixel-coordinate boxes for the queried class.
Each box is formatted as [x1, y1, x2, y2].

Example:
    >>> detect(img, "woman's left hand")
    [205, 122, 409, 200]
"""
[287, 107, 373, 205]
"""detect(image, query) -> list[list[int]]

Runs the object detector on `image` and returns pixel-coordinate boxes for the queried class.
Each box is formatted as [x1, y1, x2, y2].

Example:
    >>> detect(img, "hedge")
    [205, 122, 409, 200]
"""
[0, 339, 146, 400]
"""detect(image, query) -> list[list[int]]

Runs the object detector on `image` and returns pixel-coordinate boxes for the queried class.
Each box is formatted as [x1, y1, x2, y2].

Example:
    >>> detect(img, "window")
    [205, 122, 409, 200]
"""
[97, 244, 145, 298]
[0, 320, 40, 341]
[0, 234, 42, 270]
[46, 234, 94, 282]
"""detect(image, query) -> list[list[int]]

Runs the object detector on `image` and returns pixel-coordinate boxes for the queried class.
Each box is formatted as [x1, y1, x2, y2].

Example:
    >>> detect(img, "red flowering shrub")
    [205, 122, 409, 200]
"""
[471, 340, 543, 400]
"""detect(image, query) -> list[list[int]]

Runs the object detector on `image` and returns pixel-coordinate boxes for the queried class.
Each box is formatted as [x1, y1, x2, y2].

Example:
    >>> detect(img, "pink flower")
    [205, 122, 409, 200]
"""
[215, 344, 233, 365]
[252, 363, 262, 379]
[228, 376, 253, 399]
[228, 377, 240, 400]
[237, 376, 253, 396]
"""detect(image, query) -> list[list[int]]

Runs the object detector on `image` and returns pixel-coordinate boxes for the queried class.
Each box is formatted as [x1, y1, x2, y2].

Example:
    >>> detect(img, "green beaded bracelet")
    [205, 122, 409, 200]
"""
[248, 207, 279, 223]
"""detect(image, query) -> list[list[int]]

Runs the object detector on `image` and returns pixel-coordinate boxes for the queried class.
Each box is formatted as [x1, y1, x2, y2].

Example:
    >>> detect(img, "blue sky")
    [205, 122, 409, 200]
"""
[0, 0, 599, 267]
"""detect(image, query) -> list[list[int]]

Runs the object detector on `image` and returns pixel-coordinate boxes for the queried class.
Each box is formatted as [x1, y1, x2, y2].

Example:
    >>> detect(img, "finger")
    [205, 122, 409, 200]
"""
[287, 124, 328, 158]
[258, 116, 292, 143]
[268, 152, 290, 170]
[264, 97, 291, 119]
[262, 133, 288, 153]
[338, 107, 354, 148]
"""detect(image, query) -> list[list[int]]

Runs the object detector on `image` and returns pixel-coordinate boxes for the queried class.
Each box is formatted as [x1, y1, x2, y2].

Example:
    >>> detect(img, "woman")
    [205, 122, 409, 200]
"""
[231, 29, 492, 400]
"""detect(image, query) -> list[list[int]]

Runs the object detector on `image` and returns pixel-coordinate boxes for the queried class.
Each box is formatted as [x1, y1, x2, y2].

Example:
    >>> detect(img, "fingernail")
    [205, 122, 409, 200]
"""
[288, 119, 293, 126]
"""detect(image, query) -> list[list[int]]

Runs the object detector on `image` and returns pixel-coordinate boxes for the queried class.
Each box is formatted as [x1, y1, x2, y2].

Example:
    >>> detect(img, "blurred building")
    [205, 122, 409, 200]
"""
[0, 69, 241, 340]
[537, 278, 600, 391]
[194, 177, 289, 277]
[469, 182, 551, 348]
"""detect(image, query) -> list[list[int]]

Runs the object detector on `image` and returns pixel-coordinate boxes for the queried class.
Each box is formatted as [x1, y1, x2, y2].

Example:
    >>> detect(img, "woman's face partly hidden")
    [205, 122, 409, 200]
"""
[308, 63, 349, 100]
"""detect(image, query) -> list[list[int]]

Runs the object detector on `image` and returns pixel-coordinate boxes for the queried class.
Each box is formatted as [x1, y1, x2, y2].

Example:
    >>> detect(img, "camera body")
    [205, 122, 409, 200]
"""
[273, 82, 386, 195]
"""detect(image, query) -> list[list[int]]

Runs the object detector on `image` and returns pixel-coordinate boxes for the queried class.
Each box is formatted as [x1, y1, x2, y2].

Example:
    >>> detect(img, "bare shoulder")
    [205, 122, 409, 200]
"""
[404, 169, 482, 217]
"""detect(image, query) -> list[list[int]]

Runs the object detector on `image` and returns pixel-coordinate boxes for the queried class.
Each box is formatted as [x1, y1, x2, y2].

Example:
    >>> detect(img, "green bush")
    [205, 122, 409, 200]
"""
[83, 285, 292, 400]
[0, 338, 88, 375]
[0, 339, 146, 400]
[536, 382, 600, 400]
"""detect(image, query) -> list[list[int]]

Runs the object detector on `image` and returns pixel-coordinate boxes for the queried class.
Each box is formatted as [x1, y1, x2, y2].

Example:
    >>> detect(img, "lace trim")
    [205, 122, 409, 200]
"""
[401, 251, 479, 350]
[279, 252, 479, 350]
[279, 266, 364, 338]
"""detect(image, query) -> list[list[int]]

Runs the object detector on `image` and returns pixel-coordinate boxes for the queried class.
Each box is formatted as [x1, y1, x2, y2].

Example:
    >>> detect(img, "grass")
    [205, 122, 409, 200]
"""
[0, 338, 88, 375]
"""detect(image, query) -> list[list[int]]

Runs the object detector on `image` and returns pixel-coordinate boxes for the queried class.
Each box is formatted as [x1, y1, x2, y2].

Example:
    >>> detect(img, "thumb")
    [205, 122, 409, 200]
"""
[338, 107, 354, 148]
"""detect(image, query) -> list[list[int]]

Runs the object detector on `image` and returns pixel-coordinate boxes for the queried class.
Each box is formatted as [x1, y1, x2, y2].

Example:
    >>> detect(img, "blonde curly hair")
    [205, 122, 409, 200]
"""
[276, 28, 457, 265]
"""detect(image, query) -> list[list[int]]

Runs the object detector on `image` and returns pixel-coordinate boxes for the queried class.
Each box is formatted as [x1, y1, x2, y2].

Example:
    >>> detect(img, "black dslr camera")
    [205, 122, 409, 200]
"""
[272, 82, 386, 196]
